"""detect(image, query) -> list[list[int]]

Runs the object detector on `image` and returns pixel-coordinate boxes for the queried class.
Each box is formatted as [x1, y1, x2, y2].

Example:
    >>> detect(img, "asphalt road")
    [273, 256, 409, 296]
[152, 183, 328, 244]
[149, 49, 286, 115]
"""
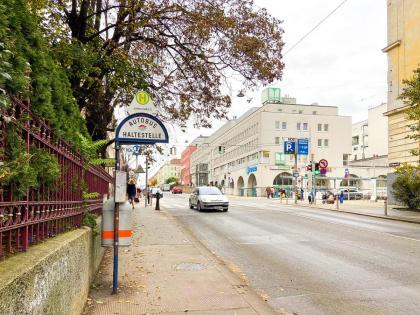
[160, 193, 420, 315]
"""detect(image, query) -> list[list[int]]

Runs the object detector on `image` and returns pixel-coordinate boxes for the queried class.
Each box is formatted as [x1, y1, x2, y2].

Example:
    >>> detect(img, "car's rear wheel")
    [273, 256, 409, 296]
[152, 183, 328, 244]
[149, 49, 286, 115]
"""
[223, 208, 228, 212]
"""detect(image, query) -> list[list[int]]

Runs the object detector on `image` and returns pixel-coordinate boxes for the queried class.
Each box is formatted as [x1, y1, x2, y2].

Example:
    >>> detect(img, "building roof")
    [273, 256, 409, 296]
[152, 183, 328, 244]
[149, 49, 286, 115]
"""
[170, 158, 182, 165]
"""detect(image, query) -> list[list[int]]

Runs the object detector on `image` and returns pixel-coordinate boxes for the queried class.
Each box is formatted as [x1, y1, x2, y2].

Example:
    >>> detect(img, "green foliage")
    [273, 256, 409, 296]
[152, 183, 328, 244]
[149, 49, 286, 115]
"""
[31, 146, 60, 188]
[82, 206, 99, 237]
[0, 128, 60, 199]
[165, 177, 180, 185]
[392, 164, 420, 210]
[399, 67, 420, 156]
[0, 0, 87, 146]
[82, 191, 100, 200]
[78, 133, 114, 165]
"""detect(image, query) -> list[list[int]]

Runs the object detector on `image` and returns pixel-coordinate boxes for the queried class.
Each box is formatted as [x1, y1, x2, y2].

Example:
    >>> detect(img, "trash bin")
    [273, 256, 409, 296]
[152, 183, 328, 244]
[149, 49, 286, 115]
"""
[101, 198, 133, 247]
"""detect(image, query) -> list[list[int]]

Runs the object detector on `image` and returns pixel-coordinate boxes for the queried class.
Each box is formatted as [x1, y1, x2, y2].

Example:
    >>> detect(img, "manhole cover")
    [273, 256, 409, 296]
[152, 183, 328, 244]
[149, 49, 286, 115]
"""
[175, 262, 206, 271]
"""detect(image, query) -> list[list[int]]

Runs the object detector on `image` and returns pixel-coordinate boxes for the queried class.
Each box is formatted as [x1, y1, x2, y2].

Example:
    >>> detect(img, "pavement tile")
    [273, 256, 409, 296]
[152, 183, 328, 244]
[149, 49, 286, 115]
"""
[83, 200, 278, 315]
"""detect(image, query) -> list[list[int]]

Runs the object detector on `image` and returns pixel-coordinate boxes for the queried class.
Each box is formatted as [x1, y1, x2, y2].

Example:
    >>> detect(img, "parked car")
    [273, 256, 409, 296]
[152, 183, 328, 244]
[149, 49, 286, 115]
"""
[172, 186, 183, 194]
[340, 189, 363, 200]
[189, 186, 229, 212]
[150, 187, 163, 198]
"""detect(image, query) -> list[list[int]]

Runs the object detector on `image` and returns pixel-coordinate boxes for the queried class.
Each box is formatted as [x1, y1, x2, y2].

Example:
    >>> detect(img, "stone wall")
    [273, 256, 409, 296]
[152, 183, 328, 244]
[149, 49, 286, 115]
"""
[0, 218, 105, 315]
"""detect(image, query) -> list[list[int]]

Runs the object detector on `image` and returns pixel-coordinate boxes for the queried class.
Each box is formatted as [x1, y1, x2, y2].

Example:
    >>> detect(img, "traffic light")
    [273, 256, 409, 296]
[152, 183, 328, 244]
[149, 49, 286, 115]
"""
[306, 164, 312, 172]
[314, 162, 320, 175]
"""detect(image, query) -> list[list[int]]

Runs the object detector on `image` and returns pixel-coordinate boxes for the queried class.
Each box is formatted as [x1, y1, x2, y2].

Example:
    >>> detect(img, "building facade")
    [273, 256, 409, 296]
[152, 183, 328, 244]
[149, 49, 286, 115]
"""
[383, 0, 420, 165]
[352, 103, 388, 161]
[180, 136, 207, 185]
[191, 93, 354, 196]
[153, 158, 182, 185]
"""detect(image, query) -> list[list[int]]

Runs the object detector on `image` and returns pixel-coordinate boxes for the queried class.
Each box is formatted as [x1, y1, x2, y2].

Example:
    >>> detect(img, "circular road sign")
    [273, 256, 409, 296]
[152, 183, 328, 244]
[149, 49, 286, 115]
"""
[319, 159, 328, 169]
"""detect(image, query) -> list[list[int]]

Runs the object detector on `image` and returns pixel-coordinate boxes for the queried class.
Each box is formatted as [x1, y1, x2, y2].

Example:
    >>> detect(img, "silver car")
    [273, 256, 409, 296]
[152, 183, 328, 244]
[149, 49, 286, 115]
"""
[189, 186, 229, 212]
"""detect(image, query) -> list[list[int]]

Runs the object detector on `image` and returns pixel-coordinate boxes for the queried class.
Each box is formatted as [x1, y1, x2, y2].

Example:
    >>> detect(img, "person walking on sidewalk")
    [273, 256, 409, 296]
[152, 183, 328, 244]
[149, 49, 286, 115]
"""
[127, 178, 137, 209]
[266, 186, 271, 198]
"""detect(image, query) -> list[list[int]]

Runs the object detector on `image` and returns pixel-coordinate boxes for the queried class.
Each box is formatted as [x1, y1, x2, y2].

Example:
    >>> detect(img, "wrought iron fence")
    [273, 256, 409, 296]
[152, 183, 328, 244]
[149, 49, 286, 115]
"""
[0, 97, 112, 259]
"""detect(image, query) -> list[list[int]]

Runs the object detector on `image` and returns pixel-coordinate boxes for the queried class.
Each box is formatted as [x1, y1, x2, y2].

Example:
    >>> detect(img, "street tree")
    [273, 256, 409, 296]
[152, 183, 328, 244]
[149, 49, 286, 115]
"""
[165, 176, 179, 185]
[30, 0, 285, 142]
[399, 67, 420, 156]
[392, 164, 420, 210]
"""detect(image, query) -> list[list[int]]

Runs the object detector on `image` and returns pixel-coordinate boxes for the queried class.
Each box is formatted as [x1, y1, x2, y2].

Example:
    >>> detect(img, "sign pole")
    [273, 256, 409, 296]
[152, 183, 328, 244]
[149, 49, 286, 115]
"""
[145, 157, 148, 207]
[112, 145, 120, 294]
[294, 138, 298, 204]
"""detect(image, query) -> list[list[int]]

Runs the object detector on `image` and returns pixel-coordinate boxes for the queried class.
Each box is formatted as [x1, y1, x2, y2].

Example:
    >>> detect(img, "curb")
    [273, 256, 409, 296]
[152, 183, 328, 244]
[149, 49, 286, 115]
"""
[291, 203, 420, 225]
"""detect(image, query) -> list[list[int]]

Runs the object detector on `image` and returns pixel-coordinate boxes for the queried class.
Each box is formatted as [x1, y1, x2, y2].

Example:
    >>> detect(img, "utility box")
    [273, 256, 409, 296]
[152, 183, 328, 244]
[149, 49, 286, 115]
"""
[101, 198, 133, 247]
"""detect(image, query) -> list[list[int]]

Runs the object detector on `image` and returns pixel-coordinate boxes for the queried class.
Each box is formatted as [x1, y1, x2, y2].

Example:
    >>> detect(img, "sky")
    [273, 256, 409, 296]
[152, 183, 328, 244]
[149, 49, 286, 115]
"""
[139, 0, 389, 178]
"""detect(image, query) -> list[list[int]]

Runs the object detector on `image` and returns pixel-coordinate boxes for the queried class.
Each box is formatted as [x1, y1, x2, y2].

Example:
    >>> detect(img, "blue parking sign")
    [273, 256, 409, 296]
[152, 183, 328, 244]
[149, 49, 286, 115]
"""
[284, 140, 295, 154]
[297, 138, 309, 155]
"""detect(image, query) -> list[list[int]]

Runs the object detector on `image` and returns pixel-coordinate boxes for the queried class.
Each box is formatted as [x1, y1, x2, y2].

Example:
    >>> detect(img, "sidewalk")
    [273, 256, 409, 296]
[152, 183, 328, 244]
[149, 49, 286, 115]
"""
[228, 195, 420, 224]
[83, 202, 281, 315]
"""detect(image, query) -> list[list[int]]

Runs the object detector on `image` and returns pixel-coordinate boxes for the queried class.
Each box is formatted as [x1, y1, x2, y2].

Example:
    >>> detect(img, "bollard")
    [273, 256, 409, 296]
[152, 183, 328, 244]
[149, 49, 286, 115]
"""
[155, 193, 160, 210]
[336, 195, 339, 210]
[384, 197, 388, 216]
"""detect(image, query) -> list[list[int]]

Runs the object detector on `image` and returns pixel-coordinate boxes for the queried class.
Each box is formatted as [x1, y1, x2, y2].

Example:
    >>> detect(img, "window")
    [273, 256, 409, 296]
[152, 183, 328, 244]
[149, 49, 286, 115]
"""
[352, 136, 359, 145]
[324, 139, 329, 147]
[343, 154, 350, 166]
[282, 122, 287, 129]
[275, 121, 280, 129]
[317, 124, 322, 131]
[312, 111, 317, 115]
[324, 124, 328, 131]
[303, 123, 308, 131]
[297, 122, 301, 130]
[318, 139, 322, 147]
[275, 137, 280, 144]
[299, 110, 303, 114]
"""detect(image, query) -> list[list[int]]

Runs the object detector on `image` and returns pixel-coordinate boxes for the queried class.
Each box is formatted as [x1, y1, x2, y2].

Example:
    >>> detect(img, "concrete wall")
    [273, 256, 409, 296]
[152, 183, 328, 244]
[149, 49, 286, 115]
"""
[0, 218, 105, 315]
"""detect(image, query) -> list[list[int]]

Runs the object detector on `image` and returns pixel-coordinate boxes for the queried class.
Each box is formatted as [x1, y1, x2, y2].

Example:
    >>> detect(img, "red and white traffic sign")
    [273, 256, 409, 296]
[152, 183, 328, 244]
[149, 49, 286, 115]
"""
[319, 159, 328, 169]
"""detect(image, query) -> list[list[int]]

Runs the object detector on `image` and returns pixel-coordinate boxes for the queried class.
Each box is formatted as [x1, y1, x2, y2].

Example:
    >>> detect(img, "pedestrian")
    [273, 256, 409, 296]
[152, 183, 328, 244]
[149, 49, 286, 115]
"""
[322, 193, 327, 204]
[270, 187, 275, 198]
[127, 178, 136, 209]
[266, 186, 271, 198]
[300, 188, 304, 200]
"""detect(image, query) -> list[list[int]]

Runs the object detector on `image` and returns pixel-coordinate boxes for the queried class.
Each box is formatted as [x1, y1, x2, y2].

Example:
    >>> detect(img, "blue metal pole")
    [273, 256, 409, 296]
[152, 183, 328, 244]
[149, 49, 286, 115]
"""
[112, 145, 120, 294]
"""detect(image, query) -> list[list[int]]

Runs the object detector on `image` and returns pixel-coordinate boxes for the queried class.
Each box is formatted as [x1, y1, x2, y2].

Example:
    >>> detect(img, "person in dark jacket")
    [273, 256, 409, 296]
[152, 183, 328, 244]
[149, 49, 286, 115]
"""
[127, 178, 136, 209]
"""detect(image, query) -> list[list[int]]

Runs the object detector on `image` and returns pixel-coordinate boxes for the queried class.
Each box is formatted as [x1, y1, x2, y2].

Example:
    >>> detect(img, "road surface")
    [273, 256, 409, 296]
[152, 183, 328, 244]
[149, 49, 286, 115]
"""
[160, 193, 420, 315]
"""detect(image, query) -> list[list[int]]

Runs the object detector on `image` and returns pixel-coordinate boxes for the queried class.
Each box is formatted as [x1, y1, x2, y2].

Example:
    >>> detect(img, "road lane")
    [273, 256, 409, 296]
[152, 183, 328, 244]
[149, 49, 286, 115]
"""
[160, 193, 420, 315]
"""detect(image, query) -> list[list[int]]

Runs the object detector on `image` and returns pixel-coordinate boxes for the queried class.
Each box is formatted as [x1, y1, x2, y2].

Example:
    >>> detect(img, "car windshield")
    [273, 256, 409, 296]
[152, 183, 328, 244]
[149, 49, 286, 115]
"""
[199, 187, 222, 195]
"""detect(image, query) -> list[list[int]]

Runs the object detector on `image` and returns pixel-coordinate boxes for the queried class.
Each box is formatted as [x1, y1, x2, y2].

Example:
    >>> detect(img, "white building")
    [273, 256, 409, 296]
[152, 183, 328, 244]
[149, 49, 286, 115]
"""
[352, 103, 388, 161]
[191, 89, 353, 197]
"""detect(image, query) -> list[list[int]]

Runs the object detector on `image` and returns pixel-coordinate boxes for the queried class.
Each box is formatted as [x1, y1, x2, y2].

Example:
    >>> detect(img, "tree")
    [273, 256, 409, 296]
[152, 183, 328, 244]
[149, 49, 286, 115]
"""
[165, 176, 179, 184]
[30, 0, 285, 142]
[391, 164, 420, 209]
[149, 178, 158, 187]
[0, 0, 87, 146]
[399, 67, 420, 156]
